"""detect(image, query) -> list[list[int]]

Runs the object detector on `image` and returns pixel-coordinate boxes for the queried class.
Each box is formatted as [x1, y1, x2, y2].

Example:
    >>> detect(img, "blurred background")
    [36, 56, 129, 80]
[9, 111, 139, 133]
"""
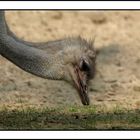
[0, 10, 140, 109]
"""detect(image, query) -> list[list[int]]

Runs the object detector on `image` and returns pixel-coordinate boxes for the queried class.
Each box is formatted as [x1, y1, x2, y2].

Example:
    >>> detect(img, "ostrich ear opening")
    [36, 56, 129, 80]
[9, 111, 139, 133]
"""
[80, 58, 90, 72]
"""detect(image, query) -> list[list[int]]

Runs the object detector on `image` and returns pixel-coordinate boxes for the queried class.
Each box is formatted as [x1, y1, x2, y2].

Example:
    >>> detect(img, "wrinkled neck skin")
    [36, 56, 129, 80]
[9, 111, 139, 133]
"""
[0, 36, 62, 80]
[0, 12, 65, 80]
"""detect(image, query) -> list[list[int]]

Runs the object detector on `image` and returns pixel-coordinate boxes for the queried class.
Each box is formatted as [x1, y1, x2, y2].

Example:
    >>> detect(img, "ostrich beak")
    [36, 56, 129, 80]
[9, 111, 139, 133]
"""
[73, 66, 90, 105]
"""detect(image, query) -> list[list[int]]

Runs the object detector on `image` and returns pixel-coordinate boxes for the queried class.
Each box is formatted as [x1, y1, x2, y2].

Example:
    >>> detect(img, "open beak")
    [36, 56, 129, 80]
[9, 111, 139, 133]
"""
[74, 66, 90, 105]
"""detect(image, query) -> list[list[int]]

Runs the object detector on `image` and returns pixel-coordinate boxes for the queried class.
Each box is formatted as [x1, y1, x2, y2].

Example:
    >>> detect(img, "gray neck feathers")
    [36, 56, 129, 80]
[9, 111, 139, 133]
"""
[0, 11, 64, 80]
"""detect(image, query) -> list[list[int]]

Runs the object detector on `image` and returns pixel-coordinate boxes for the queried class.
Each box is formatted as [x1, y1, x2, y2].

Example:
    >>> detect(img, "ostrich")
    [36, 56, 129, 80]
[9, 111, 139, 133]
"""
[0, 11, 96, 105]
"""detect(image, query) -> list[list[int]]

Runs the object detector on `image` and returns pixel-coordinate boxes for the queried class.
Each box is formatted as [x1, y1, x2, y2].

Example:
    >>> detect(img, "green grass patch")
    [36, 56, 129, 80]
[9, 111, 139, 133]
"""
[0, 105, 140, 130]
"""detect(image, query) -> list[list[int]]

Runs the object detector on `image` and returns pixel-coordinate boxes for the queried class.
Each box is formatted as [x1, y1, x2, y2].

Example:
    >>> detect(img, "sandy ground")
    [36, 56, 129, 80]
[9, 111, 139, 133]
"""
[0, 10, 140, 109]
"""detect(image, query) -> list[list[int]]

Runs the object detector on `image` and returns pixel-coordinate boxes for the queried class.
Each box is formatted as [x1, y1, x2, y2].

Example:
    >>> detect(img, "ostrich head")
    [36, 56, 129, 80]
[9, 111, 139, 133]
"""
[0, 11, 96, 106]
[56, 37, 96, 105]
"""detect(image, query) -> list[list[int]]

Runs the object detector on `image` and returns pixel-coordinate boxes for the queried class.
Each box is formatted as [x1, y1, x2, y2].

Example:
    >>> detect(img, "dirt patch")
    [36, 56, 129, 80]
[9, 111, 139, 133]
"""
[0, 10, 140, 109]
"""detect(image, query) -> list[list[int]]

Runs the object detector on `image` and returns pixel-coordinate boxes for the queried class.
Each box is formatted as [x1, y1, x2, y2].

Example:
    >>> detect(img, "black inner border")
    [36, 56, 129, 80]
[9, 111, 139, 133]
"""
[1, 9, 140, 11]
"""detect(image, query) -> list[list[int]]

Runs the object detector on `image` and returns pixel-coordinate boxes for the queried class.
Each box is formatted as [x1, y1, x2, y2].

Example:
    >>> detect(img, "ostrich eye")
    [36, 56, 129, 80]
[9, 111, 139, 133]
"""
[80, 58, 90, 72]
